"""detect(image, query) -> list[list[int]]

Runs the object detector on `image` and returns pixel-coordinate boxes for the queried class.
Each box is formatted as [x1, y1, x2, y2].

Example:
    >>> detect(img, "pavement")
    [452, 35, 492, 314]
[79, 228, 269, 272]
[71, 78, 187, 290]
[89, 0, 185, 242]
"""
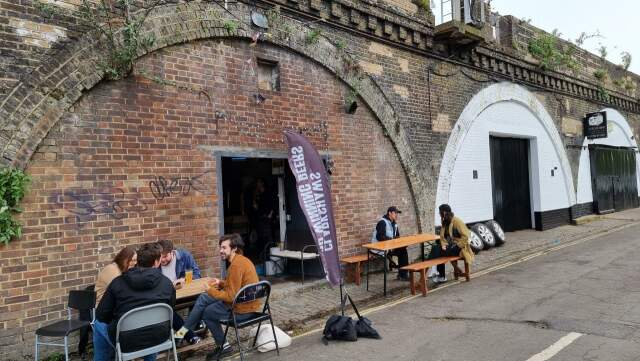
[42, 208, 640, 360]
[180, 207, 640, 360]
[245, 209, 640, 361]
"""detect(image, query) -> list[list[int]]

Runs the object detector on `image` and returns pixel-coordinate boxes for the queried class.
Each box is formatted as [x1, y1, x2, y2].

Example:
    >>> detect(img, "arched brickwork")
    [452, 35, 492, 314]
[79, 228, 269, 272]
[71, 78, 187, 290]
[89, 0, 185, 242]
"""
[0, 2, 431, 231]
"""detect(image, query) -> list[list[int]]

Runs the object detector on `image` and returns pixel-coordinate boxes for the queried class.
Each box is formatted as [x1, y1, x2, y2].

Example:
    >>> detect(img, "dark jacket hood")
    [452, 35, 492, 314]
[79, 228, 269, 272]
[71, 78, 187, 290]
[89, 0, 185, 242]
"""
[122, 267, 163, 291]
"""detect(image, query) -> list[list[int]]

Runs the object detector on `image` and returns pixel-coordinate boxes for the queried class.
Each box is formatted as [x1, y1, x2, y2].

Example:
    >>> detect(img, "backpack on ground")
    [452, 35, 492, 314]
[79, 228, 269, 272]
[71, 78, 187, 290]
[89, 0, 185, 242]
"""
[322, 315, 357, 343]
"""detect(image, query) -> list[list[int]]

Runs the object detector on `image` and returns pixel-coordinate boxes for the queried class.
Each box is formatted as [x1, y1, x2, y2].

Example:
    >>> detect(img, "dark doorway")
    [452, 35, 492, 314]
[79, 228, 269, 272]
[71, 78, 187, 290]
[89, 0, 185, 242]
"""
[221, 156, 322, 280]
[589, 145, 639, 214]
[221, 157, 279, 264]
[490, 136, 532, 231]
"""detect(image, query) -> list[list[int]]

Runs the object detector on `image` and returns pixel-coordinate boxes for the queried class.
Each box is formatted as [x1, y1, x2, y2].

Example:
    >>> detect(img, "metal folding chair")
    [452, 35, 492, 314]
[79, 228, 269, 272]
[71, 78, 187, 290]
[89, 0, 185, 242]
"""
[220, 281, 279, 360]
[115, 303, 178, 361]
[34, 289, 96, 361]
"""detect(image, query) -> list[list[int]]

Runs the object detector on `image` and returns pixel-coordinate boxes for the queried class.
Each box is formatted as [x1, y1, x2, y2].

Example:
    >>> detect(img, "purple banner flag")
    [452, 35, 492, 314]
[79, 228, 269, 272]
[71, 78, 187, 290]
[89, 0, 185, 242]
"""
[284, 131, 341, 287]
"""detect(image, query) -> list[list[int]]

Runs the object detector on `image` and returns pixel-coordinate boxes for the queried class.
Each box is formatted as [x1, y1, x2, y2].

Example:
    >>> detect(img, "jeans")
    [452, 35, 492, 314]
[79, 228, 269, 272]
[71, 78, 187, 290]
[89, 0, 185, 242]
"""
[92, 320, 157, 361]
[173, 312, 196, 341]
[427, 243, 461, 277]
[183, 293, 255, 346]
[389, 247, 409, 277]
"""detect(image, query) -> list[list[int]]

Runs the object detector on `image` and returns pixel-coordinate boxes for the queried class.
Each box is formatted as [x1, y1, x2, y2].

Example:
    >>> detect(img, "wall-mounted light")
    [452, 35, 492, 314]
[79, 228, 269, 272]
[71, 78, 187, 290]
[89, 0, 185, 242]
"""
[254, 93, 266, 104]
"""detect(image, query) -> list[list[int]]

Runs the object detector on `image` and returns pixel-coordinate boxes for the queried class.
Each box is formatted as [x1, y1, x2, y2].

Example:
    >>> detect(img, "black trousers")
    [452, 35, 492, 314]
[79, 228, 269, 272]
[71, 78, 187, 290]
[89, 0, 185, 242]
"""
[389, 247, 409, 277]
[427, 243, 461, 277]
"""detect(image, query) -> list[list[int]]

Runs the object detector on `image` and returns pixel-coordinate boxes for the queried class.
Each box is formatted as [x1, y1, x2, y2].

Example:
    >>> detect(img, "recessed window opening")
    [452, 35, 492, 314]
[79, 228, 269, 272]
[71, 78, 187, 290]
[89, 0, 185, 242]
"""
[257, 59, 280, 91]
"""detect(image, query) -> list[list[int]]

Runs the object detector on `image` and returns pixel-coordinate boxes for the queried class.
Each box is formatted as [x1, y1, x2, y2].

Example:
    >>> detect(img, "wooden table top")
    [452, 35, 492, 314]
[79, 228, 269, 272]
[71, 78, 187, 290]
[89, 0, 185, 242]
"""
[362, 234, 440, 251]
[176, 277, 211, 300]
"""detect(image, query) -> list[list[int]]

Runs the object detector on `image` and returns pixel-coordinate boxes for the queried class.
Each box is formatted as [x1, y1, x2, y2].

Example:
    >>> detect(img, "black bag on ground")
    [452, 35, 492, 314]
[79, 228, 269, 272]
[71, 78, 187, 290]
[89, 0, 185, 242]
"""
[322, 315, 357, 343]
[355, 316, 381, 339]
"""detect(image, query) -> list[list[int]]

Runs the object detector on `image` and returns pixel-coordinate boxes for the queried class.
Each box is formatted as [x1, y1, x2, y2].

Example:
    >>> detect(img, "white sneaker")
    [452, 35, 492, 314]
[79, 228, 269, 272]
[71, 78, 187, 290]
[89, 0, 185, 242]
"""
[434, 276, 447, 283]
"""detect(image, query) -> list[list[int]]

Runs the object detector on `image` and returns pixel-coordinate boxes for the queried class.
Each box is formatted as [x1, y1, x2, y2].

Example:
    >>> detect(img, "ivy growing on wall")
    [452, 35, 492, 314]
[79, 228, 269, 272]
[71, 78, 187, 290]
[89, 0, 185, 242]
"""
[0, 168, 31, 246]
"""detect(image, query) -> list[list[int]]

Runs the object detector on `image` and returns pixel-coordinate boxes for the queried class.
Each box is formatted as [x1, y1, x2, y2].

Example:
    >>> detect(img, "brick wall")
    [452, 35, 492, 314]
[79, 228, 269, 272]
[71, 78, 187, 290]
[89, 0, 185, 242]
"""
[3, 0, 640, 358]
[496, 15, 640, 99]
[0, 38, 419, 359]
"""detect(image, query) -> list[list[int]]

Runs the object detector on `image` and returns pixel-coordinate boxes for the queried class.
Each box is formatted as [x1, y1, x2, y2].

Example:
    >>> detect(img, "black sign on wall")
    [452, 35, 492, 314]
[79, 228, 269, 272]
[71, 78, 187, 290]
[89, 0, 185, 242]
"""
[584, 111, 608, 139]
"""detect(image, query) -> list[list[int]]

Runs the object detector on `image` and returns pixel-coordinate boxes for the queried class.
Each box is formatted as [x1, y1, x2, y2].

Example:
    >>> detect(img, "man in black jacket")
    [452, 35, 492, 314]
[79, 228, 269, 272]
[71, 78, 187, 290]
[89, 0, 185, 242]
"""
[374, 206, 409, 280]
[94, 243, 176, 361]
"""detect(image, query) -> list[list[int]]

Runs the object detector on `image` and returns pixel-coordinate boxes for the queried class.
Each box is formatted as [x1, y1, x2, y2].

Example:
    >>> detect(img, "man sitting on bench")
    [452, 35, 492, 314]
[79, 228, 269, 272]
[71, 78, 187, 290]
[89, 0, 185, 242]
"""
[373, 206, 410, 281]
[428, 204, 474, 283]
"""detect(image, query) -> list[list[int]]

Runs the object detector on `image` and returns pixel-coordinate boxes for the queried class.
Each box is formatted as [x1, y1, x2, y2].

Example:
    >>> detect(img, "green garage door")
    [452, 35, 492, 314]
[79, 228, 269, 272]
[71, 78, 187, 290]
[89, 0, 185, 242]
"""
[589, 145, 639, 214]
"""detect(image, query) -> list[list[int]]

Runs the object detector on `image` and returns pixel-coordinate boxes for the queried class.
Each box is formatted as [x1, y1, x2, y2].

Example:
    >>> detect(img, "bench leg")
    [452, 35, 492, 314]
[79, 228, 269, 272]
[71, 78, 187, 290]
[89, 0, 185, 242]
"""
[355, 262, 361, 286]
[464, 261, 470, 282]
[419, 269, 427, 297]
[409, 271, 416, 295]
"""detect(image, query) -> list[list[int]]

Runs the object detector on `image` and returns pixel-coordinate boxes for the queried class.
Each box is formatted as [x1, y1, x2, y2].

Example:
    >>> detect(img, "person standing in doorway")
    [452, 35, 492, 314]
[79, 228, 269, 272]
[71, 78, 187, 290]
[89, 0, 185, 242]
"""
[428, 204, 475, 283]
[374, 206, 410, 281]
[248, 178, 276, 259]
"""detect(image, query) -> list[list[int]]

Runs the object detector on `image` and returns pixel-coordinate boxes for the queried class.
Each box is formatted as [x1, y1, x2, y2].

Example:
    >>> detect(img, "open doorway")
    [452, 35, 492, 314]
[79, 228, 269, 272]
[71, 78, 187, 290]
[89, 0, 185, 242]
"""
[220, 156, 322, 282]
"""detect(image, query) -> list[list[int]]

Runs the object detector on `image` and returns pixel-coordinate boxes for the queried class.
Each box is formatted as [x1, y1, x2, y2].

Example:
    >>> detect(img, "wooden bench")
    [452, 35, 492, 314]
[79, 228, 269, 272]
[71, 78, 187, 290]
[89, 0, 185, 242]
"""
[400, 256, 470, 296]
[340, 254, 369, 286]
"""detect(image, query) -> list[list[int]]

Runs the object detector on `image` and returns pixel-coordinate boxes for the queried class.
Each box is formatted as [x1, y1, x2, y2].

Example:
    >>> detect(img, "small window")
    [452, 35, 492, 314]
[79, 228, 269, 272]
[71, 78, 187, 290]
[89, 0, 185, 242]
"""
[257, 59, 280, 91]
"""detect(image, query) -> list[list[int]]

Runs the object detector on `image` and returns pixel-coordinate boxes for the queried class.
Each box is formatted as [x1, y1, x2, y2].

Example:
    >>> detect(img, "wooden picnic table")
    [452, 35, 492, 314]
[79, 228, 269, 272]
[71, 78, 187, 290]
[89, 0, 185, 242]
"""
[175, 277, 211, 309]
[363, 233, 440, 296]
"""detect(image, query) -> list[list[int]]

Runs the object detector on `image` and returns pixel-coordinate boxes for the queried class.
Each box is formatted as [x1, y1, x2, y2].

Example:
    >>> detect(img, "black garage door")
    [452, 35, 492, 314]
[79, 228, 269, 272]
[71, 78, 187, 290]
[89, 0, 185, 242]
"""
[589, 145, 639, 214]
[490, 136, 532, 231]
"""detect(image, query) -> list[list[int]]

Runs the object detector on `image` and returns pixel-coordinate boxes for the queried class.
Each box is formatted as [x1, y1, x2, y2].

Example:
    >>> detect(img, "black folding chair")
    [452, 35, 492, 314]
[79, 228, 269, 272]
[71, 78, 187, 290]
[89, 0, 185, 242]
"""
[220, 281, 279, 360]
[77, 284, 95, 359]
[35, 289, 96, 361]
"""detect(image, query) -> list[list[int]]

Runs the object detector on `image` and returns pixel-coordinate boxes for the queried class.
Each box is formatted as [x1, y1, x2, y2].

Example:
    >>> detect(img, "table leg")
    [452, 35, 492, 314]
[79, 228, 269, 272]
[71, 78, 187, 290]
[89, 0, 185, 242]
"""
[366, 250, 370, 291]
[383, 250, 388, 296]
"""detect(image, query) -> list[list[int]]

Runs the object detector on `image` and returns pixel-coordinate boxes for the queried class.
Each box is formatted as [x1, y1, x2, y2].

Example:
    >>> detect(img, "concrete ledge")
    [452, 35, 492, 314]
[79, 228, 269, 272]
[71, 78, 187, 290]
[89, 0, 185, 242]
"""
[572, 214, 602, 225]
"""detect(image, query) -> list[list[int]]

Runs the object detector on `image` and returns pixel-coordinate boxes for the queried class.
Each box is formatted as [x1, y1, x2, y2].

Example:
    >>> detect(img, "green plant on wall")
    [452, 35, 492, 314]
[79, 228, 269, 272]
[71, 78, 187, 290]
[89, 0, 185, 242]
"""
[0, 168, 31, 246]
[528, 30, 577, 71]
[78, 0, 156, 80]
[620, 51, 632, 71]
[593, 68, 608, 82]
[306, 28, 322, 45]
[223, 20, 238, 33]
[415, 0, 430, 12]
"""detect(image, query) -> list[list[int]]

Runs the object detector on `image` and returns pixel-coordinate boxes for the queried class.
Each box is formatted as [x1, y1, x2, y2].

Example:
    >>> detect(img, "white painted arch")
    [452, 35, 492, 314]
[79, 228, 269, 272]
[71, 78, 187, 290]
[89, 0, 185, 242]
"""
[435, 82, 576, 226]
[576, 108, 640, 204]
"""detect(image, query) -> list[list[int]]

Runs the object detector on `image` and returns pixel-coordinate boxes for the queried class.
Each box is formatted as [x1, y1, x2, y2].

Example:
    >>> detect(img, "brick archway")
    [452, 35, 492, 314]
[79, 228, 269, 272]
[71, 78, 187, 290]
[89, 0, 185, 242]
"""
[0, 1, 431, 231]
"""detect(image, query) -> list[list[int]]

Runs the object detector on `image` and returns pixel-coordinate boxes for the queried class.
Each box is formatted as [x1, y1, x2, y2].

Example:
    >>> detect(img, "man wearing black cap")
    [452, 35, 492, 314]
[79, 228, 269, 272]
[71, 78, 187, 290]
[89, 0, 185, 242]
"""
[373, 206, 409, 280]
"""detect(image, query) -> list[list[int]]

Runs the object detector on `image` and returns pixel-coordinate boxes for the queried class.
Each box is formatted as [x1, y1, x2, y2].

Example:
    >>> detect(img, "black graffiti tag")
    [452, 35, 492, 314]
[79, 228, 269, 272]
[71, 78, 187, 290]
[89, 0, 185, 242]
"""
[149, 171, 213, 200]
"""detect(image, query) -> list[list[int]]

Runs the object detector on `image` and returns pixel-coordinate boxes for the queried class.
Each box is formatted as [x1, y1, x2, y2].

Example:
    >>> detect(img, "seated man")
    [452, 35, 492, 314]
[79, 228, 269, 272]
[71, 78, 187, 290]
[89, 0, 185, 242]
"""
[94, 243, 175, 361]
[372, 206, 410, 280]
[428, 204, 475, 283]
[175, 234, 261, 361]
[157, 239, 202, 345]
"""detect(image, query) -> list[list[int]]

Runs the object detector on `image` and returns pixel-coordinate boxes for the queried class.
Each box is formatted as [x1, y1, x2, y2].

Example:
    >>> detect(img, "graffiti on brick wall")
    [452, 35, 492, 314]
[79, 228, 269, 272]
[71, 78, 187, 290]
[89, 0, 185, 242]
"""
[49, 187, 148, 222]
[149, 172, 212, 200]
[49, 171, 213, 226]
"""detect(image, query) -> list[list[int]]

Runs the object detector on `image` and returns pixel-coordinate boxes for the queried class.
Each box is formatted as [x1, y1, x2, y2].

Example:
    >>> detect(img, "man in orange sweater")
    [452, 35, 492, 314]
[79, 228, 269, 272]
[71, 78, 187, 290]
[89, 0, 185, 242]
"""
[175, 234, 260, 360]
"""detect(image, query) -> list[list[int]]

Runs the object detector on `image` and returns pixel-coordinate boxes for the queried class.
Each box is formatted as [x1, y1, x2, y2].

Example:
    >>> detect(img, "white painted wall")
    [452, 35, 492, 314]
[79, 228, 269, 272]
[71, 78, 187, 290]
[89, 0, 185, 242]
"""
[576, 108, 640, 204]
[435, 83, 575, 227]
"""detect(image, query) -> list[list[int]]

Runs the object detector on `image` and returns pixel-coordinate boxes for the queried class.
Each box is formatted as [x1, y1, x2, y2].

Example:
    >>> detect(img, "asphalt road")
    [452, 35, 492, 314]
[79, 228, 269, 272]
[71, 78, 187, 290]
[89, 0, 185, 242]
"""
[250, 223, 640, 361]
